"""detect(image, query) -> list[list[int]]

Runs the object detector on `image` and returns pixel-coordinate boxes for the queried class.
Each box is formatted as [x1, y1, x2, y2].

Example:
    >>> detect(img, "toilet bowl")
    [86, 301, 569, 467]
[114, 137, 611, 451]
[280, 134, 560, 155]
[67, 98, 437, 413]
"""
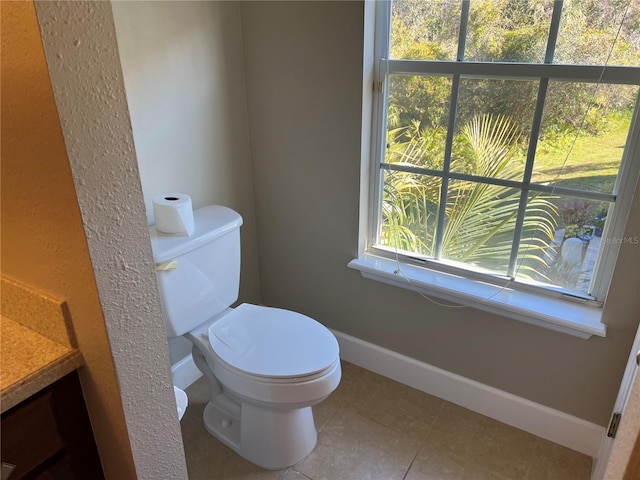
[186, 304, 340, 469]
[150, 205, 341, 469]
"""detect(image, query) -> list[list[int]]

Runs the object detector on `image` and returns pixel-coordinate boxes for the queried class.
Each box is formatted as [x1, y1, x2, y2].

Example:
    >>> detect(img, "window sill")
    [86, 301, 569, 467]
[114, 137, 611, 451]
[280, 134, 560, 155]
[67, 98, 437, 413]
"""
[348, 253, 606, 339]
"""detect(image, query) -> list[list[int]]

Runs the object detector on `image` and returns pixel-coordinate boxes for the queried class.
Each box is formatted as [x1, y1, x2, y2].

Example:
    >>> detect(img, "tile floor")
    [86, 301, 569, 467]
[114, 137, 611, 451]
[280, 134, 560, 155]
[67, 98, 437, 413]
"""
[180, 361, 592, 480]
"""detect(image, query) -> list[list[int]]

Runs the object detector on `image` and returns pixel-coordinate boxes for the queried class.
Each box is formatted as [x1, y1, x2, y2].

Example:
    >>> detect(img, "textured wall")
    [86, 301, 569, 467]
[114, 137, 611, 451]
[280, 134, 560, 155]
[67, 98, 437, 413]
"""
[240, 0, 640, 426]
[111, 0, 260, 364]
[0, 1, 136, 477]
[34, 1, 188, 478]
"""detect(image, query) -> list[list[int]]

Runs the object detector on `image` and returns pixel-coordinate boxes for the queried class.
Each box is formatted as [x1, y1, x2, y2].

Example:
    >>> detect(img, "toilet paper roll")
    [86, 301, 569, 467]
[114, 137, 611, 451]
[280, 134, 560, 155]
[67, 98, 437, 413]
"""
[153, 193, 195, 236]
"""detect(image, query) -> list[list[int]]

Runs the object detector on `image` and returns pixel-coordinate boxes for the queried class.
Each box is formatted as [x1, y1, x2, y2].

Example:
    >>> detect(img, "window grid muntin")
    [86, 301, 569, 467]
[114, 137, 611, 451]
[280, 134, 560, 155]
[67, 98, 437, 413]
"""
[433, 0, 470, 258]
[384, 61, 640, 84]
[380, 163, 617, 204]
[433, 73, 460, 258]
[507, 0, 563, 276]
[374, 0, 640, 301]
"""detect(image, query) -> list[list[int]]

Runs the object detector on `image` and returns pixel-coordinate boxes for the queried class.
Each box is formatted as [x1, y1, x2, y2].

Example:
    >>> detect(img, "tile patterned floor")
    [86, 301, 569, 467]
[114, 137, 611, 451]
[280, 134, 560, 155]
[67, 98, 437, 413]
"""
[181, 361, 592, 480]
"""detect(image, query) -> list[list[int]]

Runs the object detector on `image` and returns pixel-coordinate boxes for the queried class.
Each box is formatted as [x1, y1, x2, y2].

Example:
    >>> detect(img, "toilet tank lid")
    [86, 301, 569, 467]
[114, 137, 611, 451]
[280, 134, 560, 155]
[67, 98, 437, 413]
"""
[149, 205, 243, 264]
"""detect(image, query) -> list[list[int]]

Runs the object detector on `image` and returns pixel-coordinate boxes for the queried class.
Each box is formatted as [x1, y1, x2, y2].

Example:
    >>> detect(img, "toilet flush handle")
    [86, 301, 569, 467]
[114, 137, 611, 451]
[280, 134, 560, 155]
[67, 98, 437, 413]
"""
[156, 260, 178, 272]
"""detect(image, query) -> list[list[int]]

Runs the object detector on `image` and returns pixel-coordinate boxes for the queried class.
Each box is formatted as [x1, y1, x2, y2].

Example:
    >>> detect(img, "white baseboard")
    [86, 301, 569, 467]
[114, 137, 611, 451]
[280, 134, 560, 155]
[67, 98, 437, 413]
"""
[332, 330, 605, 458]
[171, 353, 202, 391]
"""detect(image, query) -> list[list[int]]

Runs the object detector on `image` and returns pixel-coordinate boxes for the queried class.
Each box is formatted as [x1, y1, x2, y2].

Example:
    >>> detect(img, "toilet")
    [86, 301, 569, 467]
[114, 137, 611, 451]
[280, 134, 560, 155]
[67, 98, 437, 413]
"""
[149, 205, 341, 470]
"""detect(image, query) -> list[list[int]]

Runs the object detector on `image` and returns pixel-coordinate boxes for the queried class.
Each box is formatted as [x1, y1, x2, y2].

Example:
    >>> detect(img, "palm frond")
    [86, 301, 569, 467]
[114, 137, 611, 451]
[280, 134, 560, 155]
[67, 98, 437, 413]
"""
[380, 114, 559, 277]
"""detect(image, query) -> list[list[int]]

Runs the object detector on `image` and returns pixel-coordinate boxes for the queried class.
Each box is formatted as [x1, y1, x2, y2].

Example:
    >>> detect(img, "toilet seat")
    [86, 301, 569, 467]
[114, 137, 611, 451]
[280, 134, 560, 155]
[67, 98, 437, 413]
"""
[208, 303, 339, 381]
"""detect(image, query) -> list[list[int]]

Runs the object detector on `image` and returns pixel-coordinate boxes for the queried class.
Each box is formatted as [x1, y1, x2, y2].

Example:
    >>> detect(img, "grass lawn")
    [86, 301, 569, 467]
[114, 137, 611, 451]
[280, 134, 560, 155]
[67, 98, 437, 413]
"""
[530, 112, 631, 193]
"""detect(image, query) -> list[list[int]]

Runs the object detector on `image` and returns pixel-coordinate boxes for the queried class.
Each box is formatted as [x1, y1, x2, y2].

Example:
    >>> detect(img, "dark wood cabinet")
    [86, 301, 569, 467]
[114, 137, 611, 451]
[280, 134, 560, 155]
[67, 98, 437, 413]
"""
[1, 372, 104, 480]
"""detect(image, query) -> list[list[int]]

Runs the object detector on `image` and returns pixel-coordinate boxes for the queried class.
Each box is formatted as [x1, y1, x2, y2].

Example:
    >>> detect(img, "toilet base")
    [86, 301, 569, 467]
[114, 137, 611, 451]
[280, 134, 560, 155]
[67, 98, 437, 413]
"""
[203, 398, 318, 470]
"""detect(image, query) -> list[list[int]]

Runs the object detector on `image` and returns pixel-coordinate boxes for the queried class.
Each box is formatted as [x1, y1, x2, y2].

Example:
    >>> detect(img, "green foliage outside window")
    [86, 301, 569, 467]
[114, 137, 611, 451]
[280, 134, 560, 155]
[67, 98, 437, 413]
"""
[382, 114, 557, 278]
[379, 0, 639, 292]
[389, 0, 639, 140]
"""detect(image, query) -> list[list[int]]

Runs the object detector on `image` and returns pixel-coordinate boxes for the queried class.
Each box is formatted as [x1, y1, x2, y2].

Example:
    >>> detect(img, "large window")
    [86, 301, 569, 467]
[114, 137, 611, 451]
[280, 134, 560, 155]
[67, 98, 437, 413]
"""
[362, 0, 640, 326]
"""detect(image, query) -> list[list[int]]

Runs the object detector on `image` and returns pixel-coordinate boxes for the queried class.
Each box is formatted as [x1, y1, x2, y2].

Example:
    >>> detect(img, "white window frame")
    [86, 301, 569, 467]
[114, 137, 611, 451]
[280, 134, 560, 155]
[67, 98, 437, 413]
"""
[350, 0, 640, 338]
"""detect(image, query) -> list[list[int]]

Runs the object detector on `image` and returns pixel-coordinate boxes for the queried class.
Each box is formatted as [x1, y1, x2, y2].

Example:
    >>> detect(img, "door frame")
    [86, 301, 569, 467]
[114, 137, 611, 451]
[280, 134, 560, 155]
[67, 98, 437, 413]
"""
[593, 324, 640, 479]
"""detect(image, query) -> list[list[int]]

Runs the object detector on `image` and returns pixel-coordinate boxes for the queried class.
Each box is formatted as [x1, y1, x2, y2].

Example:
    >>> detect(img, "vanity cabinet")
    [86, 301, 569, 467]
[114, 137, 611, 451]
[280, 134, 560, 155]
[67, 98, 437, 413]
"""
[1, 372, 104, 480]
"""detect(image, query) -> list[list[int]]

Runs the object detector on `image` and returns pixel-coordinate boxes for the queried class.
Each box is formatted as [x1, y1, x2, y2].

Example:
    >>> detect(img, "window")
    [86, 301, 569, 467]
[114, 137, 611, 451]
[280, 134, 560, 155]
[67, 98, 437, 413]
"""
[352, 0, 640, 336]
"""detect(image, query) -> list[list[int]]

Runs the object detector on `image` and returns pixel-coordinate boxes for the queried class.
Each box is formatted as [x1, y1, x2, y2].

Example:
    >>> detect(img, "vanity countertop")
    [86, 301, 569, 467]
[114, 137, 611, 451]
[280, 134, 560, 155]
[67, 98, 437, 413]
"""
[1, 316, 83, 413]
[1, 277, 84, 413]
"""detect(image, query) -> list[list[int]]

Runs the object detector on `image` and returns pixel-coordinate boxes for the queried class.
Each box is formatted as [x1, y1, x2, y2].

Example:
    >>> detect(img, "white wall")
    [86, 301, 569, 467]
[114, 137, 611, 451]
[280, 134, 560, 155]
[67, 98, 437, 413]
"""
[112, 1, 260, 364]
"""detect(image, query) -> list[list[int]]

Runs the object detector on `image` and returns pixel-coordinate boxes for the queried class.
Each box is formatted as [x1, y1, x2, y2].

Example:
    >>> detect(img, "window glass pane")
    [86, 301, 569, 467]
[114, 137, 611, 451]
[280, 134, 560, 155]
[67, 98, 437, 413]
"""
[514, 193, 611, 295]
[375, 1, 640, 302]
[512, 191, 561, 287]
[533, 82, 638, 193]
[386, 74, 452, 169]
[465, 0, 553, 63]
[379, 170, 441, 256]
[451, 78, 538, 180]
[555, 0, 640, 66]
[390, 0, 461, 60]
[440, 181, 522, 275]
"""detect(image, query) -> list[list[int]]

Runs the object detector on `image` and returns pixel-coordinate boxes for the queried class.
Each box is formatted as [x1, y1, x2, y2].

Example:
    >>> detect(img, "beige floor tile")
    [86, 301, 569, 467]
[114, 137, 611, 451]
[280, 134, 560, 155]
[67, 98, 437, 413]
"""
[180, 363, 590, 480]
[426, 402, 538, 479]
[181, 379, 288, 480]
[311, 361, 361, 431]
[342, 365, 444, 441]
[526, 439, 592, 480]
[181, 418, 288, 479]
[294, 409, 420, 480]
[405, 442, 512, 480]
[281, 470, 312, 480]
[185, 375, 210, 405]
[327, 361, 371, 406]
[310, 401, 335, 433]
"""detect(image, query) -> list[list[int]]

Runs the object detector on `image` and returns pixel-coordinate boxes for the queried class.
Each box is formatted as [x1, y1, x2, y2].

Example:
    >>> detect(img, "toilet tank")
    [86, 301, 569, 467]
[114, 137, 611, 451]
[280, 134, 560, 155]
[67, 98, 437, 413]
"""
[149, 205, 243, 338]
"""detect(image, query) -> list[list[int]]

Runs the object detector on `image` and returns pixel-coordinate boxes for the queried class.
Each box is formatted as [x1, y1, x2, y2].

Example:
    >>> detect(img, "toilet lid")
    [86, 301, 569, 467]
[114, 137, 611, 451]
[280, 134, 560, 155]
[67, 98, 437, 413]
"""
[208, 304, 339, 379]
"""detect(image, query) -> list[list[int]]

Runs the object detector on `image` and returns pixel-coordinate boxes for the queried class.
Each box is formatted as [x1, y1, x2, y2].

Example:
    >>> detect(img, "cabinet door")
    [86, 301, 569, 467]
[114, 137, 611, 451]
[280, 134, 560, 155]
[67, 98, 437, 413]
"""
[1, 390, 64, 478]
[48, 373, 104, 480]
[1, 373, 104, 480]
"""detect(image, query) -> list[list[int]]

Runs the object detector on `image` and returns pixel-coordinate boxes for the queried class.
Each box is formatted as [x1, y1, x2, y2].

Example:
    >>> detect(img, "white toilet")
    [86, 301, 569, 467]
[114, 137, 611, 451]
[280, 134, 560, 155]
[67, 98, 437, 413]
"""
[149, 205, 341, 470]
